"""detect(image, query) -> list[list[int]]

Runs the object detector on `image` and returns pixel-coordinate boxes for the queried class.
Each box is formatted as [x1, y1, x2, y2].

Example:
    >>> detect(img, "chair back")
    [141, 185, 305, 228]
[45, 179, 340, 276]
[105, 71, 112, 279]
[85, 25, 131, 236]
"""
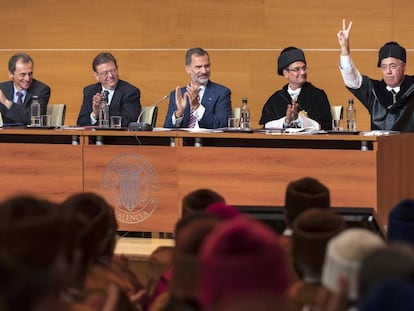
[139, 106, 158, 127]
[47, 104, 66, 126]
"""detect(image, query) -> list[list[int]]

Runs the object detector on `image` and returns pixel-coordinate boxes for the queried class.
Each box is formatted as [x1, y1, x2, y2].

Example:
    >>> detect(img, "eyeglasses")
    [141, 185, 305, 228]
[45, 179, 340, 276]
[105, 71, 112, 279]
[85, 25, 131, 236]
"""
[380, 63, 401, 71]
[96, 68, 118, 77]
[286, 66, 308, 73]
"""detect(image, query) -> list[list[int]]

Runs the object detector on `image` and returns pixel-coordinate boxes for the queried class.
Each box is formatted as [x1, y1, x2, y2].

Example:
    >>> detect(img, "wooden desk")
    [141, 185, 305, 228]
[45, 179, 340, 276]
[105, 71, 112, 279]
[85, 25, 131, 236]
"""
[0, 127, 84, 202]
[0, 128, 412, 231]
[82, 130, 179, 233]
[175, 131, 414, 228]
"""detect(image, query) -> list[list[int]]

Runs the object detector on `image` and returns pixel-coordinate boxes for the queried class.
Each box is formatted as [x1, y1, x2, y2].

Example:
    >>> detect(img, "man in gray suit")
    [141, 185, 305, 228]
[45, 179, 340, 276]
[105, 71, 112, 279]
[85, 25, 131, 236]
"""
[0, 53, 51, 125]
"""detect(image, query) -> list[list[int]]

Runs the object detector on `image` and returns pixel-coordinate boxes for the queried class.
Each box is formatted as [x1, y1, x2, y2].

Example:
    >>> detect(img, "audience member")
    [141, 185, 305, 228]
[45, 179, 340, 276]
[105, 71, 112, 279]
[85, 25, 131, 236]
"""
[337, 19, 414, 131]
[280, 177, 331, 286]
[387, 198, 414, 246]
[145, 188, 228, 310]
[150, 212, 225, 311]
[181, 188, 225, 217]
[61, 192, 146, 311]
[359, 279, 414, 311]
[163, 47, 232, 129]
[358, 243, 414, 299]
[77, 52, 141, 127]
[199, 215, 289, 311]
[0, 194, 78, 311]
[146, 207, 239, 311]
[146, 246, 174, 306]
[259, 47, 332, 130]
[321, 228, 385, 309]
[289, 208, 346, 310]
[0, 53, 51, 125]
[283, 176, 331, 235]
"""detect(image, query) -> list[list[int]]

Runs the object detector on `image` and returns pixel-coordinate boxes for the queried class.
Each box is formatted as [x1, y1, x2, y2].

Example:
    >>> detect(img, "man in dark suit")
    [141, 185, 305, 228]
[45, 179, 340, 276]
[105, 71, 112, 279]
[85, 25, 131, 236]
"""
[77, 52, 141, 127]
[163, 47, 232, 129]
[0, 53, 51, 125]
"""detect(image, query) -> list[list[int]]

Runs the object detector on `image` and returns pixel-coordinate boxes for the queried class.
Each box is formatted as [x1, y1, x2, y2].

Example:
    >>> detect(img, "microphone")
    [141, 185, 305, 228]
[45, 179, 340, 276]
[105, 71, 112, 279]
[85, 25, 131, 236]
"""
[129, 94, 169, 131]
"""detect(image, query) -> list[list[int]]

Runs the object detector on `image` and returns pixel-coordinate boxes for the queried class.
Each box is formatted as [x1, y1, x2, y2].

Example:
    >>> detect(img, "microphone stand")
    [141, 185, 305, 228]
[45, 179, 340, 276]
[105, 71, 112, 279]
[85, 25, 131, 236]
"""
[129, 95, 169, 131]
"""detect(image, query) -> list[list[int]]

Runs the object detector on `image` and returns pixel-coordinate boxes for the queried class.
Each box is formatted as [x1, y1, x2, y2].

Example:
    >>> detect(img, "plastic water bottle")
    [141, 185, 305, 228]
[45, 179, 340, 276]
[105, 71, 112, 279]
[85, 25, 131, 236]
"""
[99, 91, 109, 128]
[346, 98, 357, 132]
[30, 96, 41, 126]
[240, 97, 250, 129]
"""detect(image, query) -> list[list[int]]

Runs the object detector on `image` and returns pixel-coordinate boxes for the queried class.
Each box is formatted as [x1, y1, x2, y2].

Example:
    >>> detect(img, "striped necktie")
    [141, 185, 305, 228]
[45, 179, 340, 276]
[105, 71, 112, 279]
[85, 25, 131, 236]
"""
[387, 89, 398, 110]
[188, 108, 196, 128]
[390, 89, 397, 105]
[188, 88, 201, 128]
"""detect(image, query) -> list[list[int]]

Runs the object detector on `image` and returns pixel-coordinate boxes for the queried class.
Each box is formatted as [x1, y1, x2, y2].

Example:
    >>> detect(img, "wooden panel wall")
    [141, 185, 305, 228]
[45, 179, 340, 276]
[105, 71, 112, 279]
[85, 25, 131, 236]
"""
[0, 0, 412, 130]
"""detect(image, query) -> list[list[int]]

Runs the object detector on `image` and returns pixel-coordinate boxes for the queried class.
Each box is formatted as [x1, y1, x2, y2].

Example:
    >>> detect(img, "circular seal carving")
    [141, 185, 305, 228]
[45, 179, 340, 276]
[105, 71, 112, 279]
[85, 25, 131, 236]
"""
[101, 153, 160, 224]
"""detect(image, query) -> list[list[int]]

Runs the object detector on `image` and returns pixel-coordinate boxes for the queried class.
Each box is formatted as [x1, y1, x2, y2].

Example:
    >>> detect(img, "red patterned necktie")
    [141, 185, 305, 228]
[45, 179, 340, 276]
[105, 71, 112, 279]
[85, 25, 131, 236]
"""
[16, 92, 23, 105]
[188, 108, 196, 128]
[188, 88, 201, 128]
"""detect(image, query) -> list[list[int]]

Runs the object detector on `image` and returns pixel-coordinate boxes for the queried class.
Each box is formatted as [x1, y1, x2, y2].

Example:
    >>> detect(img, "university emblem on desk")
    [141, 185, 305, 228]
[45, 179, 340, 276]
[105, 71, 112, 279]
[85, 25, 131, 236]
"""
[100, 153, 160, 224]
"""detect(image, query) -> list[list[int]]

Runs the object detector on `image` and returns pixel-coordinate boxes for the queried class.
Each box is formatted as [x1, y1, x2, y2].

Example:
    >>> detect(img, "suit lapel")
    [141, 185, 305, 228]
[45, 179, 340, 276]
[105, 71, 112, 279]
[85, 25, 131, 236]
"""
[24, 90, 32, 107]
[110, 82, 121, 109]
[201, 83, 216, 108]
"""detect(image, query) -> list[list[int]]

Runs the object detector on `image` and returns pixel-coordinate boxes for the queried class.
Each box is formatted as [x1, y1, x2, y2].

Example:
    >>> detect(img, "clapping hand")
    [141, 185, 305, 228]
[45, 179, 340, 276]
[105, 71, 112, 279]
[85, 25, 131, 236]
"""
[92, 92, 103, 118]
[286, 99, 299, 123]
[174, 85, 200, 117]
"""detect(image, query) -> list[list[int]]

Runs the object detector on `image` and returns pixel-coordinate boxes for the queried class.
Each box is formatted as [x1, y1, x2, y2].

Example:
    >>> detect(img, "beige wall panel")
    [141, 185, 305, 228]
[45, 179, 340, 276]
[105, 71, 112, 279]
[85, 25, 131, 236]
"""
[5, 0, 266, 49]
[393, 0, 414, 47]
[264, 0, 392, 48]
[0, 0, 394, 49]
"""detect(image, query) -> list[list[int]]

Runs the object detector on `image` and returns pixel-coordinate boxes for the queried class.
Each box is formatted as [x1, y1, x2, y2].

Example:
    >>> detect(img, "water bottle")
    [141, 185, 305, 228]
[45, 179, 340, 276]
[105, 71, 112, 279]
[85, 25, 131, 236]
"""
[346, 98, 357, 132]
[99, 91, 109, 128]
[240, 97, 250, 129]
[30, 96, 41, 126]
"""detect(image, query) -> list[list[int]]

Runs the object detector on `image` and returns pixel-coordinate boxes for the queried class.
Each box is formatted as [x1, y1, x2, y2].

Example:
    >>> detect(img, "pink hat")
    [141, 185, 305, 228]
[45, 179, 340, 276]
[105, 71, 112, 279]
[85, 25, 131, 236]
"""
[206, 202, 240, 219]
[199, 215, 288, 309]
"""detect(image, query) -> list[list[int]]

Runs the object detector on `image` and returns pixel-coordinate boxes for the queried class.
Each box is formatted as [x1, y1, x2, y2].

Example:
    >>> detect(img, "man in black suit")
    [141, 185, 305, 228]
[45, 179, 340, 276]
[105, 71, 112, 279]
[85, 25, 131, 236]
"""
[0, 53, 51, 125]
[77, 52, 141, 127]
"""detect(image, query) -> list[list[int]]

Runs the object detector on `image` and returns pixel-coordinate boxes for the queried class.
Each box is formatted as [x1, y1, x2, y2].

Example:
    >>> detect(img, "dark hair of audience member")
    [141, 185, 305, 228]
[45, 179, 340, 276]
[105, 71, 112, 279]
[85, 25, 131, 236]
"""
[181, 189, 225, 217]
[62, 192, 118, 265]
[0, 194, 77, 311]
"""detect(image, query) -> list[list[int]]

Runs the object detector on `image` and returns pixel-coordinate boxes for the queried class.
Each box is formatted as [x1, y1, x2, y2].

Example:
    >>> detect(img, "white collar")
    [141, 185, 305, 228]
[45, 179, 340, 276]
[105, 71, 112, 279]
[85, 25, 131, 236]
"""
[386, 85, 400, 93]
[288, 86, 301, 101]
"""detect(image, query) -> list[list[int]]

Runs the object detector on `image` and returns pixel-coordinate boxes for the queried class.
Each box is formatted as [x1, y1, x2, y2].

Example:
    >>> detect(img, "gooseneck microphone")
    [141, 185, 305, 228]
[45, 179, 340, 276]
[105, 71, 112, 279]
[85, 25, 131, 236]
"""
[129, 94, 169, 131]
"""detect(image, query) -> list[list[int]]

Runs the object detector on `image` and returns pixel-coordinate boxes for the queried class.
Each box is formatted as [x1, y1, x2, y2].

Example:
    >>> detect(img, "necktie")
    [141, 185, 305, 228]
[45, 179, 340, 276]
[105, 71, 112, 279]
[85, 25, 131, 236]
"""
[103, 90, 110, 104]
[16, 92, 23, 105]
[390, 89, 397, 105]
[188, 88, 201, 128]
[188, 108, 196, 128]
